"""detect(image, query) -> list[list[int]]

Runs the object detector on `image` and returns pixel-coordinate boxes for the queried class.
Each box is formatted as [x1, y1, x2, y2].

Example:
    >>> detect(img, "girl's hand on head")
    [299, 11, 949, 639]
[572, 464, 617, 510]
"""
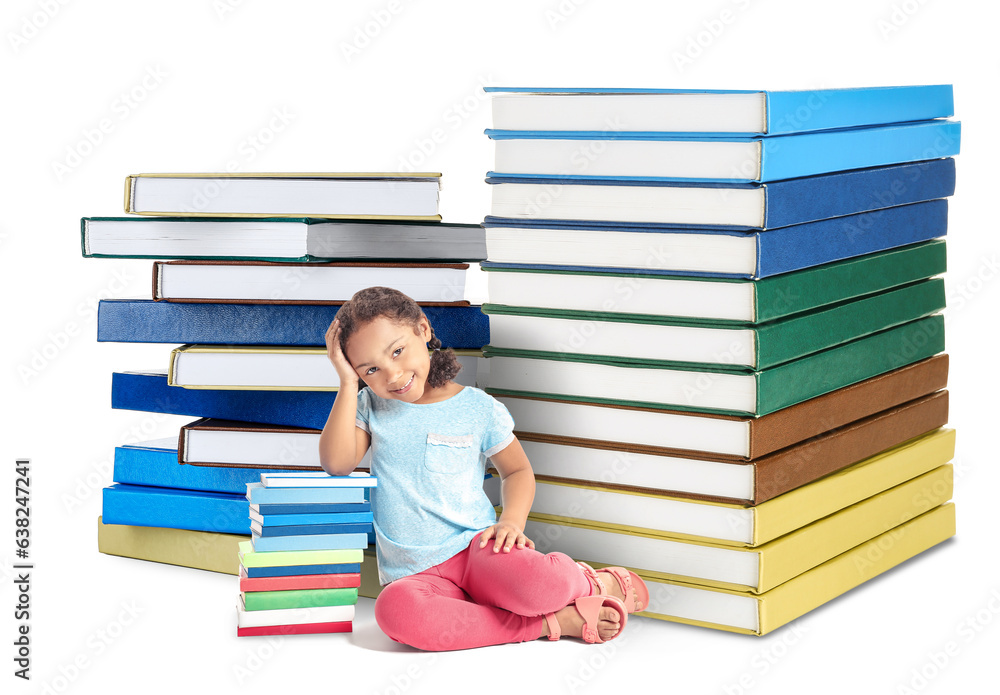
[325, 319, 359, 388]
[479, 521, 535, 554]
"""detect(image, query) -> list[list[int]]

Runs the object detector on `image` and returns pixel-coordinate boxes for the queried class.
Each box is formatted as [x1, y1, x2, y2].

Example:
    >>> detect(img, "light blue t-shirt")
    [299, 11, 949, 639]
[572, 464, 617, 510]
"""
[355, 386, 515, 584]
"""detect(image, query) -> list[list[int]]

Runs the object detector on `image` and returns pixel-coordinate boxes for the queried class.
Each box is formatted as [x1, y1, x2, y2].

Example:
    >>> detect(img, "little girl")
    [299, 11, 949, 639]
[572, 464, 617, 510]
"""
[318, 286, 648, 651]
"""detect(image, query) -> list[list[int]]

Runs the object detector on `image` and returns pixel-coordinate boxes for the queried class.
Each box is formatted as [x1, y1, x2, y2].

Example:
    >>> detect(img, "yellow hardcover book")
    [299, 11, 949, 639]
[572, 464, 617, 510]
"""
[636, 503, 956, 635]
[525, 465, 952, 593]
[124, 172, 443, 220]
[359, 545, 383, 600]
[168, 344, 484, 391]
[526, 428, 955, 547]
[97, 516, 246, 575]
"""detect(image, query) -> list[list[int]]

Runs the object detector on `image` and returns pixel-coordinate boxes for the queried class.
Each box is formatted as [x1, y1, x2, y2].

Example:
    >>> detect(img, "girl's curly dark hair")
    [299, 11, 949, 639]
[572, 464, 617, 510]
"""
[333, 286, 462, 388]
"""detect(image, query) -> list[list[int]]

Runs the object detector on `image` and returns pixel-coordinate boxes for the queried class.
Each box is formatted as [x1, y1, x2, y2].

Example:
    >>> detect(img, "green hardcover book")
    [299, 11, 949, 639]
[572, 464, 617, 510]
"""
[484, 314, 945, 416]
[483, 277, 944, 370]
[238, 541, 363, 568]
[483, 239, 946, 324]
[241, 587, 359, 611]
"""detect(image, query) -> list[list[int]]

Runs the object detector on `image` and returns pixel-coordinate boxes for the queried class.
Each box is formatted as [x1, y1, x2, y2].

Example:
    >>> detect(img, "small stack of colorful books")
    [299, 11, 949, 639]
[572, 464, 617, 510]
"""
[479, 85, 961, 635]
[236, 472, 376, 637]
[89, 173, 488, 580]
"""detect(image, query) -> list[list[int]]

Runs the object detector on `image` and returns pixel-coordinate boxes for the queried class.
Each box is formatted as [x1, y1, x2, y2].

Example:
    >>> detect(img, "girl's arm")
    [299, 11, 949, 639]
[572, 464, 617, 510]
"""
[479, 437, 536, 553]
[318, 319, 371, 475]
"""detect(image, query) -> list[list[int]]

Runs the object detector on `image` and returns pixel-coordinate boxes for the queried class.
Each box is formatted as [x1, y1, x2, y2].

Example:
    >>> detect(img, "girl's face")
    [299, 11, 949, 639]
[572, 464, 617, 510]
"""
[344, 316, 434, 403]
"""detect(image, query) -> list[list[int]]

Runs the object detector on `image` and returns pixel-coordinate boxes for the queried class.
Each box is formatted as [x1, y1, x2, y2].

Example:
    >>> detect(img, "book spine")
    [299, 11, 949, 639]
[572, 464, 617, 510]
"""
[754, 279, 946, 369]
[101, 485, 251, 535]
[762, 159, 956, 228]
[97, 300, 490, 347]
[111, 371, 335, 430]
[752, 391, 949, 503]
[756, 315, 945, 415]
[760, 121, 961, 182]
[755, 200, 947, 279]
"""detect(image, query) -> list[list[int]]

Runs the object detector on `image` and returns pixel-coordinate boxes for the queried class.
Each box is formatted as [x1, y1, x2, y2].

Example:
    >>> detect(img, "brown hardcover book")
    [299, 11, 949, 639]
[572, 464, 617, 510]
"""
[520, 390, 948, 505]
[152, 260, 472, 305]
[509, 354, 948, 461]
[179, 418, 322, 470]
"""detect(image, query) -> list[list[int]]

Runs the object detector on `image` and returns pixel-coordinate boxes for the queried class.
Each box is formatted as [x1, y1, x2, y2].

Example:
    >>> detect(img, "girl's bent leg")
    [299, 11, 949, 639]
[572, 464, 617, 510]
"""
[374, 571, 544, 651]
[454, 532, 592, 617]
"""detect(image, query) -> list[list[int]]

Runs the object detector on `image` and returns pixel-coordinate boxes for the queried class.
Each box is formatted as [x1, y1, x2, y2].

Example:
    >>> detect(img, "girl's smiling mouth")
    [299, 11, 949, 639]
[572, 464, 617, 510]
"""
[392, 375, 414, 394]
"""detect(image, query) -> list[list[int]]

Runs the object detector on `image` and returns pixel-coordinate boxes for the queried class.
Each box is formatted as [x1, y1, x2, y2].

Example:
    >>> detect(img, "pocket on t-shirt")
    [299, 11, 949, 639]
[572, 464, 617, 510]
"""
[424, 433, 475, 474]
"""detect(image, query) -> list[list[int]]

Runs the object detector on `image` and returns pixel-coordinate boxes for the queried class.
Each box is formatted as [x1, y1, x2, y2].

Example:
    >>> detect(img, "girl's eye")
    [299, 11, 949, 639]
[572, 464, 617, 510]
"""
[365, 366, 377, 376]
[393, 347, 403, 357]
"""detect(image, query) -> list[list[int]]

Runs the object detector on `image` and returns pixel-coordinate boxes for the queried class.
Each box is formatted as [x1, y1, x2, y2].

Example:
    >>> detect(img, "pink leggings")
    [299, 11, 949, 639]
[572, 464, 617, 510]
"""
[374, 532, 593, 651]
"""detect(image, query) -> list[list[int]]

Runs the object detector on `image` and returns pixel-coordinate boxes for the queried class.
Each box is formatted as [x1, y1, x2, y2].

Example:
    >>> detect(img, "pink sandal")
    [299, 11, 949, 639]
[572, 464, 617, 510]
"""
[544, 594, 627, 644]
[577, 561, 650, 613]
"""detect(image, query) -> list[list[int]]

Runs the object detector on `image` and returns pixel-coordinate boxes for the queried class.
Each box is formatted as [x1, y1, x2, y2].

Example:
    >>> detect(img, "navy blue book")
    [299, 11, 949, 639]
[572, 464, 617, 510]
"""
[97, 301, 490, 347]
[243, 562, 362, 578]
[488, 158, 955, 230]
[113, 439, 302, 494]
[484, 199, 948, 280]
[101, 483, 250, 535]
[111, 370, 334, 429]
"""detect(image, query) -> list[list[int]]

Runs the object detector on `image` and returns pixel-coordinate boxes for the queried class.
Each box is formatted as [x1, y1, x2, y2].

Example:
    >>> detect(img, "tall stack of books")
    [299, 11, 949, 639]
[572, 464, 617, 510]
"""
[89, 173, 489, 582]
[479, 86, 960, 635]
[237, 472, 376, 637]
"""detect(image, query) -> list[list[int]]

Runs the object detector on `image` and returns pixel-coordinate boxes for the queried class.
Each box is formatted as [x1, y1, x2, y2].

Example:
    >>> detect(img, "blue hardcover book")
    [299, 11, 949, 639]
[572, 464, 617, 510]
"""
[113, 438, 301, 494]
[250, 532, 370, 552]
[111, 370, 334, 429]
[486, 85, 954, 136]
[243, 562, 362, 578]
[250, 510, 373, 526]
[252, 521, 373, 537]
[246, 483, 366, 506]
[102, 484, 250, 534]
[250, 502, 371, 517]
[98, 301, 489, 347]
[487, 120, 960, 183]
[487, 158, 956, 230]
[484, 199, 947, 280]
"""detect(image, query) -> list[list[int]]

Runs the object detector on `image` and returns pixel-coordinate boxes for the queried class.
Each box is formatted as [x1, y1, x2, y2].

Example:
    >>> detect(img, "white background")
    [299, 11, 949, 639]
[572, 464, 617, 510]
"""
[2, 1, 998, 694]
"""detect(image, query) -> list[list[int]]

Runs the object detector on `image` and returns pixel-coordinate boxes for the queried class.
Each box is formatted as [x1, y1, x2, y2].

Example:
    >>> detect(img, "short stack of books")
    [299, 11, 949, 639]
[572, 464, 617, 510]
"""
[90, 173, 489, 582]
[479, 85, 960, 635]
[237, 472, 376, 637]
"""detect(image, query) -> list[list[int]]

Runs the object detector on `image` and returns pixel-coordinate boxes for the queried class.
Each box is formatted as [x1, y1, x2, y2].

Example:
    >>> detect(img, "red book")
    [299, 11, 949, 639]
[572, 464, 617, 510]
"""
[237, 621, 352, 637]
